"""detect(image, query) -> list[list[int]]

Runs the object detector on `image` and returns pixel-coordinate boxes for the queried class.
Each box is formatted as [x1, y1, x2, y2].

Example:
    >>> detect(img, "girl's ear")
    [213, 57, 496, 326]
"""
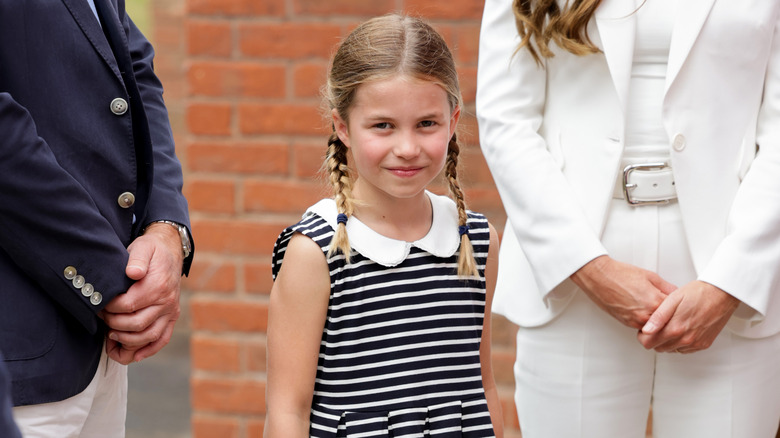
[449, 105, 461, 138]
[331, 108, 351, 148]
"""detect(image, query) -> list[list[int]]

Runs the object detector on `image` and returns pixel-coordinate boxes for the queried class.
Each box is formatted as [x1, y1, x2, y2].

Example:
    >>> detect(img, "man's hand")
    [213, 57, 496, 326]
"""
[637, 281, 740, 353]
[102, 222, 184, 364]
[571, 255, 677, 329]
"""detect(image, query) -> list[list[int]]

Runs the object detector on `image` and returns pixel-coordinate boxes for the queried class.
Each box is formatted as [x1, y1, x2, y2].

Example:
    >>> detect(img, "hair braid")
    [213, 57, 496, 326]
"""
[445, 133, 479, 278]
[325, 131, 356, 262]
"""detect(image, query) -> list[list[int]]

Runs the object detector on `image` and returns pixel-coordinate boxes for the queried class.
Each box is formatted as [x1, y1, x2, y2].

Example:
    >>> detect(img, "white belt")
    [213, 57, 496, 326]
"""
[613, 162, 677, 205]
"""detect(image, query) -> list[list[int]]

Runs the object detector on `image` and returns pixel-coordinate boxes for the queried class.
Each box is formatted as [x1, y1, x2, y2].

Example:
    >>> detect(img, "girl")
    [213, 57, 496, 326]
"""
[477, 0, 780, 437]
[265, 14, 503, 438]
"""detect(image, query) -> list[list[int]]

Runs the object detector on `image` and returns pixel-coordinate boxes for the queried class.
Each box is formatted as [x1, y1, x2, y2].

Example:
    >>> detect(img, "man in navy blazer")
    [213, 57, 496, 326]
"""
[0, 0, 193, 435]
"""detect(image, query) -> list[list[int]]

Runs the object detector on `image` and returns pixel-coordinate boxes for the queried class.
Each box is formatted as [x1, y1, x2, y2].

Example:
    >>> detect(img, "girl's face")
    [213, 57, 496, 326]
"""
[332, 75, 460, 205]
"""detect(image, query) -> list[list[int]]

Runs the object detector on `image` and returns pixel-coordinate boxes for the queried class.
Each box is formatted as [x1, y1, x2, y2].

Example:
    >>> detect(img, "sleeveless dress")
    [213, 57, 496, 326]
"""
[272, 191, 496, 437]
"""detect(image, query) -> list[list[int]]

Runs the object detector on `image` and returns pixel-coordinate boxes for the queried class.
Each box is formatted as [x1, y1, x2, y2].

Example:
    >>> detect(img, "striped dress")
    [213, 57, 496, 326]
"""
[272, 193, 495, 437]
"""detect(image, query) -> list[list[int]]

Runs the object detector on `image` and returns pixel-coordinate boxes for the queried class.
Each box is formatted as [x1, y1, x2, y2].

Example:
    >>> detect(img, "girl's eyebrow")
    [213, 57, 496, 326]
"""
[365, 111, 445, 121]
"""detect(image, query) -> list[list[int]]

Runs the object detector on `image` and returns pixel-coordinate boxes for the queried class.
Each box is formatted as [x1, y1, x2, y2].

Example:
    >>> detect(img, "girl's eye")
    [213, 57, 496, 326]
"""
[419, 120, 436, 128]
[374, 122, 391, 129]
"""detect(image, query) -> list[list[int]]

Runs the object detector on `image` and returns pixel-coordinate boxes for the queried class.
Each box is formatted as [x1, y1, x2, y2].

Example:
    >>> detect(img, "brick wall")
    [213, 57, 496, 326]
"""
[172, 0, 519, 436]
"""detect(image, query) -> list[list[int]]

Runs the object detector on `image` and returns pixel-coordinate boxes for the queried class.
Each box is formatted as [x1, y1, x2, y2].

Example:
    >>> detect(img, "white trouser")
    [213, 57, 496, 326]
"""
[12, 342, 128, 438]
[514, 199, 780, 438]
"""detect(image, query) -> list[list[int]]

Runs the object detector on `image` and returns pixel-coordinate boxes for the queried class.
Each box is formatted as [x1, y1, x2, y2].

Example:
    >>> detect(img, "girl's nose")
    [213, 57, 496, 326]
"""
[393, 133, 420, 159]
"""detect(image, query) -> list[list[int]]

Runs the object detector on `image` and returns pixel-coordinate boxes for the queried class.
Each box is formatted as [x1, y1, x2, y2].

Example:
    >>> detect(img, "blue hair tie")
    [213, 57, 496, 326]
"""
[337, 213, 348, 225]
[458, 225, 469, 237]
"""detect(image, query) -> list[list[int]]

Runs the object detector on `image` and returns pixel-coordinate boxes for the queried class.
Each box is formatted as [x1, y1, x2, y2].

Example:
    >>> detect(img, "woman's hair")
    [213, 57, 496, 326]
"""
[513, 0, 602, 65]
[323, 14, 479, 277]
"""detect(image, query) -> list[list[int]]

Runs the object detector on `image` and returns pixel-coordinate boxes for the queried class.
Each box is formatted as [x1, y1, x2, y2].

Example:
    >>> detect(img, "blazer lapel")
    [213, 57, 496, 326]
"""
[595, 0, 637, 116]
[59, 0, 122, 80]
[665, 0, 717, 94]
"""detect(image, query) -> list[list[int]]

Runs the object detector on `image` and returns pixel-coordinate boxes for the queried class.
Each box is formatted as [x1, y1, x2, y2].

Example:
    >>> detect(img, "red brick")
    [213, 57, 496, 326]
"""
[293, 62, 328, 98]
[459, 66, 478, 105]
[292, 0, 394, 16]
[247, 419, 265, 438]
[192, 377, 266, 414]
[185, 178, 236, 214]
[188, 142, 289, 175]
[293, 141, 327, 178]
[192, 335, 241, 372]
[246, 339, 267, 372]
[187, 103, 232, 136]
[190, 298, 268, 332]
[243, 180, 327, 214]
[182, 259, 237, 293]
[189, 62, 286, 98]
[491, 347, 516, 387]
[238, 103, 326, 136]
[453, 24, 481, 66]
[457, 145, 494, 188]
[188, 0, 284, 16]
[238, 23, 341, 59]
[491, 315, 518, 349]
[192, 219, 288, 256]
[459, 111, 479, 142]
[245, 262, 273, 295]
[192, 415, 240, 438]
[187, 21, 232, 57]
[403, 0, 485, 20]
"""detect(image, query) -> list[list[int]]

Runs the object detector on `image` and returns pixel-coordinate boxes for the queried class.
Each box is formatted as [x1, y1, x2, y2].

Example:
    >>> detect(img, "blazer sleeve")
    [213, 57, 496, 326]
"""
[124, 14, 194, 275]
[0, 93, 133, 334]
[698, 10, 780, 319]
[476, 0, 607, 297]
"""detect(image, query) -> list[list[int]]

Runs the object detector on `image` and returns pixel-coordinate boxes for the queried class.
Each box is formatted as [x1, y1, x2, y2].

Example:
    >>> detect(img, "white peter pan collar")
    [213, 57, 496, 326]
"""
[304, 191, 461, 267]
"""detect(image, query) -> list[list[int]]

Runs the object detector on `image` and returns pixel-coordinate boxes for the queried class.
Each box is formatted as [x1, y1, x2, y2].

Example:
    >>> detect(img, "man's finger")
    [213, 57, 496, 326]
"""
[125, 238, 155, 280]
[132, 320, 176, 363]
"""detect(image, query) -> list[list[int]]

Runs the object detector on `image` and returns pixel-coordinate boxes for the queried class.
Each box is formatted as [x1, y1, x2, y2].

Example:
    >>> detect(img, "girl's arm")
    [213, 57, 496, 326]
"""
[265, 233, 331, 438]
[480, 223, 504, 438]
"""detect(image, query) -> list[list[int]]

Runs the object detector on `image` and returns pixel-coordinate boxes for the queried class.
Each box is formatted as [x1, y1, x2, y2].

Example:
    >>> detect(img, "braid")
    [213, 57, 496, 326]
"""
[326, 131, 356, 262]
[445, 133, 479, 278]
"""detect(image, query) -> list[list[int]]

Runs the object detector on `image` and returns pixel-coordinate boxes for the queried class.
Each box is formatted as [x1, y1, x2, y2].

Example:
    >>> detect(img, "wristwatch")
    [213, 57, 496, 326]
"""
[150, 220, 192, 259]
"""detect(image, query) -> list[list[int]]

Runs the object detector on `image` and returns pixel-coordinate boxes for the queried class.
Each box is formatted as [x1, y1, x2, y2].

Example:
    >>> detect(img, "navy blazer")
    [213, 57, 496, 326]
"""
[0, 352, 21, 438]
[0, 0, 192, 405]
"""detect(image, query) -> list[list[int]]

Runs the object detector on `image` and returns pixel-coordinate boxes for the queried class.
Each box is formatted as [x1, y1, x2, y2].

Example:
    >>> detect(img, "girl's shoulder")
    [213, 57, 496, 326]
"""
[271, 199, 337, 280]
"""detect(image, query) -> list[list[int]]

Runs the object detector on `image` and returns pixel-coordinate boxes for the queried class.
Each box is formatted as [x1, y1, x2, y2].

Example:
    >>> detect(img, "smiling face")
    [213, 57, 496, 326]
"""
[332, 75, 460, 206]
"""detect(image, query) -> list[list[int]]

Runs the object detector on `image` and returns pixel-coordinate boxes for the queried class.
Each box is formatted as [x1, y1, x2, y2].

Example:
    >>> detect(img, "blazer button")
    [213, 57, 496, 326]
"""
[110, 98, 128, 115]
[90, 292, 103, 306]
[81, 283, 94, 297]
[64, 266, 77, 280]
[118, 192, 135, 208]
[72, 275, 85, 289]
[672, 134, 686, 151]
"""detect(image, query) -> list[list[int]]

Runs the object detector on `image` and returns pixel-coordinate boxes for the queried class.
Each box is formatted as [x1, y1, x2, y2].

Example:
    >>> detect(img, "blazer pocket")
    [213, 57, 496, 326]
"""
[0, 260, 58, 361]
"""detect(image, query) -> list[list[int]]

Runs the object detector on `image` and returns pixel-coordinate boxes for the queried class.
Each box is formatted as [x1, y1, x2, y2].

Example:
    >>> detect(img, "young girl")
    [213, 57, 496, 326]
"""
[265, 14, 503, 438]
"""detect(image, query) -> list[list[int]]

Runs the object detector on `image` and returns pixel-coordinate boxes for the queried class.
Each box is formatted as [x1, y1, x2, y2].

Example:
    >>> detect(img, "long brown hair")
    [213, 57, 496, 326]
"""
[513, 0, 602, 64]
[323, 14, 479, 277]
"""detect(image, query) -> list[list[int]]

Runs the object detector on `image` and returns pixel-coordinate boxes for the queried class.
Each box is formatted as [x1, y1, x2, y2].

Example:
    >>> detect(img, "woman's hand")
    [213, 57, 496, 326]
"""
[571, 255, 677, 329]
[637, 281, 740, 353]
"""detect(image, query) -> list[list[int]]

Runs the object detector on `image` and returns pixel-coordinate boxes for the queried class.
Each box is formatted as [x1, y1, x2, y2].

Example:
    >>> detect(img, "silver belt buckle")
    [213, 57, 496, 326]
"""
[622, 162, 673, 205]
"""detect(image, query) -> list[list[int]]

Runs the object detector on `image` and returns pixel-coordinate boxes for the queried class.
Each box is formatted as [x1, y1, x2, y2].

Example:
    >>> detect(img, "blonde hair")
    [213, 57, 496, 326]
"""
[323, 14, 479, 277]
[513, 0, 602, 65]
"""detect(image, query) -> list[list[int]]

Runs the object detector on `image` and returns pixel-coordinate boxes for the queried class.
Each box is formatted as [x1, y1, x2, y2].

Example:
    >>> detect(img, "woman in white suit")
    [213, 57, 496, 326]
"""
[476, 0, 780, 436]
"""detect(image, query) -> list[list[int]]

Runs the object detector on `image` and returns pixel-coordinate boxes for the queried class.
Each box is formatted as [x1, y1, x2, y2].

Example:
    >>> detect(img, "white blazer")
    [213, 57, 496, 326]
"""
[476, 0, 780, 338]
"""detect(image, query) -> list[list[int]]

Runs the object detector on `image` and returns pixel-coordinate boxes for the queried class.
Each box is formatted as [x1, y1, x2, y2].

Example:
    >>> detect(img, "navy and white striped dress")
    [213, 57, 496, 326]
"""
[272, 193, 495, 437]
